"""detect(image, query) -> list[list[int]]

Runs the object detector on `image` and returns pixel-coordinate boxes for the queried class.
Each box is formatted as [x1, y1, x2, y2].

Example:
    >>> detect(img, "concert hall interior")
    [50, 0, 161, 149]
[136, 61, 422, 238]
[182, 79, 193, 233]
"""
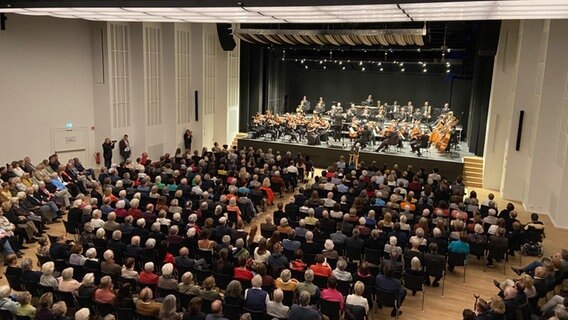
[2, 1, 568, 319]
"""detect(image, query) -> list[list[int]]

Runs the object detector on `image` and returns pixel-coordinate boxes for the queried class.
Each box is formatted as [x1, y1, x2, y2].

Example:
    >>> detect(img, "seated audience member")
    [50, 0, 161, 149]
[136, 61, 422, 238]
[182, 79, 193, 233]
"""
[332, 258, 353, 282]
[310, 254, 332, 277]
[375, 263, 406, 317]
[424, 243, 445, 287]
[321, 276, 345, 310]
[200, 276, 222, 301]
[206, 300, 229, 320]
[289, 291, 322, 320]
[346, 281, 370, 315]
[136, 287, 162, 317]
[178, 271, 201, 296]
[267, 288, 290, 319]
[16, 291, 36, 318]
[40, 261, 59, 288]
[159, 263, 179, 289]
[101, 249, 122, 276]
[0, 285, 19, 315]
[78, 273, 97, 298]
[275, 269, 299, 292]
[448, 234, 470, 271]
[58, 267, 81, 293]
[121, 257, 139, 279]
[290, 249, 307, 271]
[35, 292, 53, 320]
[233, 255, 254, 281]
[296, 269, 320, 297]
[94, 276, 116, 304]
[20, 258, 41, 283]
[183, 296, 206, 320]
[224, 280, 244, 306]
[139, 262, 159, 285]
[244, 275, 269, 312]
[74, 308, 90, 320]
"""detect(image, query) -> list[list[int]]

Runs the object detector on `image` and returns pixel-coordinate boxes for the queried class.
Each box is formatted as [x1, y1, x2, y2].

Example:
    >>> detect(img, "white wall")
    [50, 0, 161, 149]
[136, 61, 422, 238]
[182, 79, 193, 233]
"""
[0, 15, 97, 166]
[485, 20, 568, 228]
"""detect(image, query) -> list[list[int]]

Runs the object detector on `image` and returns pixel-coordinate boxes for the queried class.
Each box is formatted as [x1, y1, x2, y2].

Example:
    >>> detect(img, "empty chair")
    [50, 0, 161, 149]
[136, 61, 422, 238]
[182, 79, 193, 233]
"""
[319, 299, 341, 320]
[402, 272, 425, 310]
[447, 252, 467, 283]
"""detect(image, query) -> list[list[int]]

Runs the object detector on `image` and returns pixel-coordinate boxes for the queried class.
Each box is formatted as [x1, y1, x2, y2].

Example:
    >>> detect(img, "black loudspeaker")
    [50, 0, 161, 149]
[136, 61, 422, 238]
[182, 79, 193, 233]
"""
[195, 91, 199, 122]
[515, 110, 524, 151]
[216, 23, 236, 51]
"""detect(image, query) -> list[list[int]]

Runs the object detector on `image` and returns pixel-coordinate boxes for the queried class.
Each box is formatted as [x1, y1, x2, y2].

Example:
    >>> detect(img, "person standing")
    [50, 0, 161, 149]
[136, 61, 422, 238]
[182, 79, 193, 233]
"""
[119, 134, 131, 163]
[102, 138, 115, 169]
[183, 129, 193, 151]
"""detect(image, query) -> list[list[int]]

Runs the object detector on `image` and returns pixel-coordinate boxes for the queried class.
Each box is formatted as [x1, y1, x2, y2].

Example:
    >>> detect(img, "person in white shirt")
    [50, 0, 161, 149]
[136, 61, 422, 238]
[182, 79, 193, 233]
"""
[323, 192, 336, 208]
[267, 288, 289, 319]
[90, 210, 105, 229]
[346, 281, 370, 314]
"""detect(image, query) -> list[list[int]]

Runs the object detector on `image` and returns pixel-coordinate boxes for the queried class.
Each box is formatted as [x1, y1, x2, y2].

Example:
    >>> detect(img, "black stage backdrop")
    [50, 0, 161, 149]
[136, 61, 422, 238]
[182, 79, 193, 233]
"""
[284, 63, 473, 137]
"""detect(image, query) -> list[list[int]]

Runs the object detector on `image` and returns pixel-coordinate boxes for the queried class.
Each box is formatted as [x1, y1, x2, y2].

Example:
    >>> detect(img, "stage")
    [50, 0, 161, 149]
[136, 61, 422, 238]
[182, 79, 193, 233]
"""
[238, 136, 473, 180]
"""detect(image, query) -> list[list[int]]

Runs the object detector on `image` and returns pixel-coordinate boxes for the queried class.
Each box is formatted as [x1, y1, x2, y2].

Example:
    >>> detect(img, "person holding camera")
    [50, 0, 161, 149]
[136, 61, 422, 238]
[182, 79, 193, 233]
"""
[102, 138, 116, 169]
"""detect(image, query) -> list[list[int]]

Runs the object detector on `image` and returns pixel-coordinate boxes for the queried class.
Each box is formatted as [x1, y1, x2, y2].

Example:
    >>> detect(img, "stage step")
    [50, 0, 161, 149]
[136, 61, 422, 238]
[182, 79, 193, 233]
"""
[231, 132, 248, 149]
[463, 156, 484, 189]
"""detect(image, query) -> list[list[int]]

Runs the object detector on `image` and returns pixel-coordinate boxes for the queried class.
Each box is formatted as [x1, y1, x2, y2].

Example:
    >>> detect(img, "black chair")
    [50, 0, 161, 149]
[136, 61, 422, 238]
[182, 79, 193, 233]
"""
[424, 257, 446, 296]
[55, 290, 77, 309]
[345, 304, 366, 320]
[290, 269, 305, 282]
[213, 272, 232, 291]
[447, 252, 467, 283]
[243, 306, 269, 320]
[486, 242, 508, 274]
[20, 281, 40, 297]
[402, 272, 425, 310]
[197, 249, 213, 265]
[63, 220, 79, 241]
[313, 275, 328, 289]
[201, 297, 215, 315]
[14, 316, 32, 320]
[282, 289, 294, 307]
[319, 299, 341, 320]
[346, 247, 363, 262]
[4, 274, 24, 291]
[364, 248, 382, 266]
[0, 309, 13, 320]
[468, 242, 487, 266]
[374, 287, 400, 319]
[303, 253, 316, 266]
[37, 284, 55, 296]
[36, 254, 51, 267]
[135, 313, 157, 320]
[337, 279, 352, 297]
[178, 293, 196, 312]
[115, 306, 136, 320]
[157, 287, 178, 299]
[192, 268, 211, 285]
[223, 303, 242, 320]
[95, 302, 114, 317]
[77, 295, 95, 314]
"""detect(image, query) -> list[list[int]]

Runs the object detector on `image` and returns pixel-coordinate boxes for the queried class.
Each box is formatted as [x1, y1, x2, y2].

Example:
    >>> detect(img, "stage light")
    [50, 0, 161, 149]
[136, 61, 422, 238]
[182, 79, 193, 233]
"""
[448, 48, 452, 52]
[419, 61, 423, 65]
[417, 48, 421, 52]
[446, 62, 451, 66]
[362, 67, 366, 71]
[295, 59, 298, 62]
[319, 60, 323, 64]
[359, 61, 363, 65]
[305, 65, 309, 69]
[323, 66, 327, 69]
[446, 69, 450, 73]
[423, 69, 427, 72]
[423, 63, 427, 67]
[347, 60, 350, 63]
[339, 61, 343, 65]
[380, 68, 384, 71]
[301, 60, 304, 64]
[401, 68, 405, 72]
[399, 62, 404, 66]
[342, 66, 346, 70]
[378, 62, 382, 66]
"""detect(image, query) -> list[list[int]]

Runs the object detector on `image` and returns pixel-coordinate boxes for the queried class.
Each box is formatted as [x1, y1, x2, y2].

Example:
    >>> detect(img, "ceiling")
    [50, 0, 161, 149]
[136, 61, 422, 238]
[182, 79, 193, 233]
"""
[1, 0, 568, 23]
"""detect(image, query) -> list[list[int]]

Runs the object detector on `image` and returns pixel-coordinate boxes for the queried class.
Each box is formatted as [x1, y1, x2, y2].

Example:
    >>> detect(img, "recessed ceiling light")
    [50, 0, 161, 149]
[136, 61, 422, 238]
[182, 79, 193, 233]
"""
[401, 68, 405, 72]
[362, 67, 365, 71]
[342, 67, 346, 70]
[380, 68, 384, 71]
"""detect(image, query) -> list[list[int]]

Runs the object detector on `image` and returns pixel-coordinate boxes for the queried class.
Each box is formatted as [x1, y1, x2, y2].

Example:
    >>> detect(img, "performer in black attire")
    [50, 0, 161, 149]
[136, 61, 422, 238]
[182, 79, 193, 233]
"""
[102, 138, 115, 169]
[376, 129, 402, 152]
[183, 129, 193, 151]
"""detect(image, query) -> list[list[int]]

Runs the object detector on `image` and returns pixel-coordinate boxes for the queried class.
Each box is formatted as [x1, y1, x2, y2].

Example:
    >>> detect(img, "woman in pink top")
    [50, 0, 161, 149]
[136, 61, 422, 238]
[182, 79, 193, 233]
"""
[320, 276, 345, 310]
[94, 276, 116, 304]
[58, 268, 81, 294]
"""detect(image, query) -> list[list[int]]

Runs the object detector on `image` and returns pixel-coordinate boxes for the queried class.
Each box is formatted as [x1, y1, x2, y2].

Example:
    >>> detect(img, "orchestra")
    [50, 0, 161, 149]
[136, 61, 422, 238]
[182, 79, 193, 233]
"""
[250, 95, 461, 157]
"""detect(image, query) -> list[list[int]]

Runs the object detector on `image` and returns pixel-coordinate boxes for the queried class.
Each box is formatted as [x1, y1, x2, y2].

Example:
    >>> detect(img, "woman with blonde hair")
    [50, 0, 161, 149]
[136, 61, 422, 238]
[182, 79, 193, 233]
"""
[16, 291, 36, 318]
[40, 261, 59, 288]
[178, 271, 200, 295]
[346, 281, 369, 314]
[260, 177, 275, 205]
[159, 294, 182, 320]
[489, 295, 506, 318]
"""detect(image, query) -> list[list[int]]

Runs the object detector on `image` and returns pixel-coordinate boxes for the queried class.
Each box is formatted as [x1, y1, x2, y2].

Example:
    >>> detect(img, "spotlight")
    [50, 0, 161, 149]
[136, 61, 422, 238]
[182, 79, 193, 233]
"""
[339, 61, 343, 65]
[446, 69, 450, 73]
[359, 61, 363, 65]
[446, 62, 451, 66]
[447, 48, 452, 53]
[305, 65, 309, 69]
[347, 60, 350, 63]
[301, 60, 304, 64]
[378, 62, 381, 66]
[380, 68, 384, 71]
[399, 62, 404, 66]
[342, 66, 346, 70]
[401, 68, 405, 72]
[295, 59, 298, 62]
[419, 61, 423, 65]
[423, 69, 427, 72]
[417, 48, 421, 52]
[323, 66, 327, 70]
[319, 60, 323, 64]
[362, 67, 365, 71]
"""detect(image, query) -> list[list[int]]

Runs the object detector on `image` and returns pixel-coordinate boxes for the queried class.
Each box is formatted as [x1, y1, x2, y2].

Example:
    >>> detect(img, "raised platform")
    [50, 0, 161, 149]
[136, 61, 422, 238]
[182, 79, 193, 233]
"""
[238, 137, 467, 179]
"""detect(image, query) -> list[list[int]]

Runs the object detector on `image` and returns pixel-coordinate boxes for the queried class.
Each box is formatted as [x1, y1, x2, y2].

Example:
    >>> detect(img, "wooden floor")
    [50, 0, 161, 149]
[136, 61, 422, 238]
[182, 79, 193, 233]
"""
[5, 171, 567, 319]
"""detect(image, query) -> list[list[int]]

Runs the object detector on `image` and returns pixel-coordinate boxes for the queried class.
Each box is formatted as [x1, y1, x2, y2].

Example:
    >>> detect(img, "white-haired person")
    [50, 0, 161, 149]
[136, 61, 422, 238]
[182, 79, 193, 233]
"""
[74, 308, 90, 320]
[94, 275, 116, 304]
[101, 249, 121, 276]
[90, 209, 105, 229]
[78, 273, 97, 298]
[332, 258, 353, 282]
[51, 301, 68, 320]
[346, 281, 369, 315]
[40, 261, 59, 288]
[322, 239, 339, 260]
[0, 285, 19, 314]
[125, 235, 143, 256]
[159, 294, 183, 320]
[178, 271, 200, 296]
[139, 262, 159, 285]
[267, 288, 290, 319]
[103, 212, 120, 232]
[158, 263, 178, 290]
[275, 269, 299, 292]
[244, 275, 269, 312]
[58, 267, 81, 294]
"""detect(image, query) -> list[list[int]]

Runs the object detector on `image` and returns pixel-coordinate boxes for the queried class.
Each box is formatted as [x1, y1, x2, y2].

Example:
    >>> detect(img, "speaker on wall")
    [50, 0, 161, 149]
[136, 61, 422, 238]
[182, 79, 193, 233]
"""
[216, 23, 236, 51]
[515, 110, 524, 151]
[195, 91, 199, 122]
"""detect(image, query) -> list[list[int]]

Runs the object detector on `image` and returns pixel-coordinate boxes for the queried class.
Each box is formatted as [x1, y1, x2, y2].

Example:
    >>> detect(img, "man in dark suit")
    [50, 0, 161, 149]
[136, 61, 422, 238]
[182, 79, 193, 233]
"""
[375, 263, 406, 317]
[49, 236, 71, 261]
[487, 228, 509, 268]
[302, 231, 322, 255]
[118, 134, 131, 163]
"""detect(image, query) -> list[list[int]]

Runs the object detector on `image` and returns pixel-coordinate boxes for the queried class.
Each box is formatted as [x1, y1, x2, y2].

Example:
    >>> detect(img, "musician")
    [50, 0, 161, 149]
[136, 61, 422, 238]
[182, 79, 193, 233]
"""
[376, 123, 402, 152]
[441, 103, 451, 115]
[406, 101, 414, 116]
[331, 112, 344, 142]
[393, 101, 400, 113]
[356, 125, 373, 149]
[336, 102, 343, 113]
[314, 97, 326, 114]
[365, 95, 374, 106]
[300, 96, 311, 111]
[409, 121, 428, 157]
[423, 101, 432, 120]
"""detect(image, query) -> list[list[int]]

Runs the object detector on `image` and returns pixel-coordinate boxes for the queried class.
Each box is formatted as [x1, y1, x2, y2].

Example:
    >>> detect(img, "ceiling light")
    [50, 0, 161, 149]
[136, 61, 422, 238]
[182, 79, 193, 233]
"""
[380, 68, 384, 71]
[423, 69, 427, 72]
[446, 69, 450, 73]
[319, 60, 323, 64]
[399, 62, 404, 66]
[401, 68, 405, 72]
[359, 61, 363, 65]
[342, 67, 346, 70]
[378, 62, 382, 66]
[339, 61, 343, 65]
[362, 67, 366, 71]
[305, 66, 309, 69]
[447, 48, 452, 52]
[417, 48, 421, 52]
[301, 60, 304, 64]
[323, 66, 327, 69]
